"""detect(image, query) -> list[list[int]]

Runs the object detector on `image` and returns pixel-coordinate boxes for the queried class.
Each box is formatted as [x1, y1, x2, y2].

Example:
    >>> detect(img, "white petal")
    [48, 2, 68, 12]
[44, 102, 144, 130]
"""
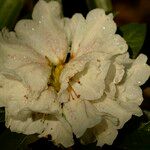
[86, 9, 116, 38]
[115, 52, 133, 65]
[113, 63, 125, 84]
[127, 63, 150, 86]
[94, 119, 118, 146]
[94, 98, 132, 129]
[39, 117, 74, 148]
[106, 83, 116, 99]
[117, 55, 149, 105]
[0, 32, 46, 70]
[64, 17, 71, 44]
[58, 55, 90, 102]
[6, 100, 30, 120]
[0, 74, 27, 107]
[63, 100, 102, 138]
[79, 9, 116, 55]
[5, 113, 44, 135]
[32, 0, 63, 26]
[0, 32, 51, 100]
[120, 101, 143, 116]
[133, 54, 148, 64]
[67, 9, 127, 58]
[98, 34, 128, 55]
[15, 1, 68, 65]
[124, 85, 143, 105]
[80, 128, 96, 145]
[28, 87, 60, 114]
[72, 53, 110, 100]
[67, 13, 86, 56]
[16, 63, 51, 99]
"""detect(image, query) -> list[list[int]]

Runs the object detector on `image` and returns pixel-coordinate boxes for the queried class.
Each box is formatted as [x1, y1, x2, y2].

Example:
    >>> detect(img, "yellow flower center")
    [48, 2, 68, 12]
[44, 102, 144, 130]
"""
[49, 64, 64, 92]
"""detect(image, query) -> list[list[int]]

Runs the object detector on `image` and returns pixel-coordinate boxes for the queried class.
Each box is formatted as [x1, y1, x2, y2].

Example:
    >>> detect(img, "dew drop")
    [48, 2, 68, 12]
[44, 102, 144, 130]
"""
[102, 26, 106, 30]
[41, 16, 44, 20]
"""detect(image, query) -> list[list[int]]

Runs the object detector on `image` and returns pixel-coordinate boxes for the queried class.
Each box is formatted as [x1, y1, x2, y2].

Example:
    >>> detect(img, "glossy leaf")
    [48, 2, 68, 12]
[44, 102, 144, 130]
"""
[120, 23, 147, 58]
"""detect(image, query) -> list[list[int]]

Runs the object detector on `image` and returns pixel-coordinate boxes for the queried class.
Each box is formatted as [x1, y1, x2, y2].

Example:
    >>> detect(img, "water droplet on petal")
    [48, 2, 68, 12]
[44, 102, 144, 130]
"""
[102, 26, 106, 30]
[41, 16, 44, 20]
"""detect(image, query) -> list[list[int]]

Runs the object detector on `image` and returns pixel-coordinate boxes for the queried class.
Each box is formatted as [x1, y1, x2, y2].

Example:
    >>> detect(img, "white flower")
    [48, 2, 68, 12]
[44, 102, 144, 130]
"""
[0, 0, 150, 148]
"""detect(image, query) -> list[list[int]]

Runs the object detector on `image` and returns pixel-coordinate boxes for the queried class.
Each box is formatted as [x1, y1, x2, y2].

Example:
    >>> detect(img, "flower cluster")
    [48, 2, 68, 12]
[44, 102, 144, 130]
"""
[0, 0, 150, 148]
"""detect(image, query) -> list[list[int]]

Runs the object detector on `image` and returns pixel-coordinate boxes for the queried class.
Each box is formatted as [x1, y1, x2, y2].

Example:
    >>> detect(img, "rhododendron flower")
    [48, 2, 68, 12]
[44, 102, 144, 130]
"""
[0, 0, 150, 148]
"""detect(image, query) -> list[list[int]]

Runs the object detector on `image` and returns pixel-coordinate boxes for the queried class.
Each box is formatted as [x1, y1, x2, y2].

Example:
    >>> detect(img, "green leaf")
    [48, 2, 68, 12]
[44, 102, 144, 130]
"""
[0, 129, 38, 150]
[86, 0, 113, 13]
[119, 23, 147, 58]
[139, 121, 150, 132]
[118, 121, 150, 150]
[0, 0, 25, 30]
[0, 107, 5, 123]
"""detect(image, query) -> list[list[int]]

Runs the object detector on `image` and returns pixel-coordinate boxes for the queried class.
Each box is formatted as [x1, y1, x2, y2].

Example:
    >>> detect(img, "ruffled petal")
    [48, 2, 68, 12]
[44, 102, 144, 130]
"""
[81, 119, 118, 146]
[28, 87, 60, 114]
[117, 54, 150, 107]
[58, 55, 90, 102]
[120, 101, 143, 116]
[127, 54, 150, 86]
[63, 99, 102, 138]
[0, 31, 51, 100]
[0, 74, 28, 107]
[113, 63, 125, 84]
[94, 119, 118, 146]
[94, 98, 132, 129]
[66, 9, 127, 57]
[39, 117, 74, 148]
[65, 13, 86, 56]
[80, 128, 96, 145]
[0, 31, 46, 70]
[15, 0, 68, 64]
[5, 112, 44, 135]
[16, 63, 51, 99]
[72, 54, 110, 100]
[0, 74, 60, 120]
[122, 85, 143, 105]
[59, 52, 111, 101]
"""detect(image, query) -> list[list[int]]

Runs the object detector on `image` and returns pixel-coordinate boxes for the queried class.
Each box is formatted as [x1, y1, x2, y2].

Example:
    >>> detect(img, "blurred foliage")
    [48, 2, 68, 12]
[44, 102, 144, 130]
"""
[0, 0, 25, 30]
[86, 0, 112, 13]
[117, 121, 150, 150]
[0, 129, 38, 150]
[120, 23, 147, 58]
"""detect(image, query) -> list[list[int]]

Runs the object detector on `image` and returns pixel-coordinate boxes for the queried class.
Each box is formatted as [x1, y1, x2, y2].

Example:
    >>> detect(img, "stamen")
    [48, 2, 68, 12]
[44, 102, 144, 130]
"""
[45, 56, 51, 66]
[68, 83, 80, 99]
[68, 85, 75, 100]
